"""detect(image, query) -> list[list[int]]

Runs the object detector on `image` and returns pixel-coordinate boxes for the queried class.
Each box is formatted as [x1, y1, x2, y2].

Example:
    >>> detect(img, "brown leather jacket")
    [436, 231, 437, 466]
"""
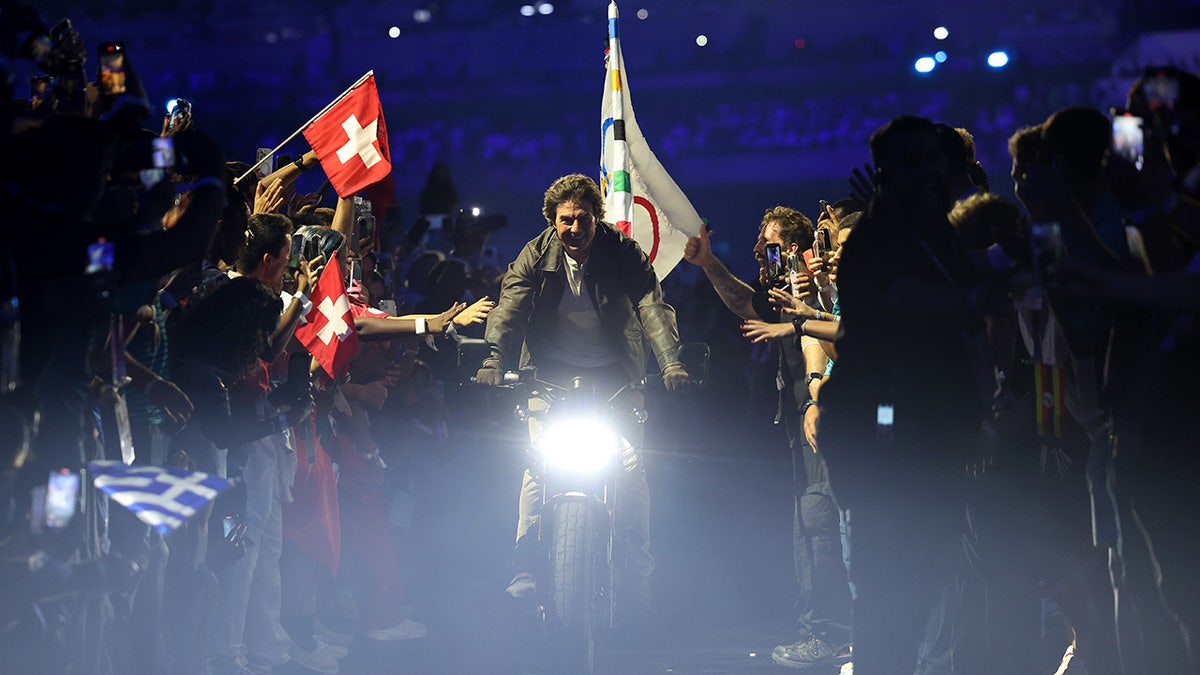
[483, 221, 682, 383]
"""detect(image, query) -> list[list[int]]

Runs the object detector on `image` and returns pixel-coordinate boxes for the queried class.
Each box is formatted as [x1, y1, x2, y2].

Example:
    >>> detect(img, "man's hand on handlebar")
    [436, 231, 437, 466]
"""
[662, 364, 692, 392]
[475, 359, 506, 386]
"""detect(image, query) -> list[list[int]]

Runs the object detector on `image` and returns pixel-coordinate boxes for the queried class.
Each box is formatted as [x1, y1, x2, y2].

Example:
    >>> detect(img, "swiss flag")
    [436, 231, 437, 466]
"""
[295, 252, 360, 378]
[303, 74, 392, 198]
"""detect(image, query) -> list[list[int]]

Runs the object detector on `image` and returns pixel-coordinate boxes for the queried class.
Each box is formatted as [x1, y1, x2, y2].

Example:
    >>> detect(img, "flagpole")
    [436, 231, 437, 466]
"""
[234, 70, 376, 185]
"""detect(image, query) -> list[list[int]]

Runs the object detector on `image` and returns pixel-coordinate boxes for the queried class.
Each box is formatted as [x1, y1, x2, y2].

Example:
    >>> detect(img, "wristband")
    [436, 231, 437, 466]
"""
[806, 372, 824, 386]
[293, 156, 309, 172]
[792, 318, 808, 335]
[801, 399, 820, 414]
[415, 317, 427, 335]
[444, 321, 460, 341]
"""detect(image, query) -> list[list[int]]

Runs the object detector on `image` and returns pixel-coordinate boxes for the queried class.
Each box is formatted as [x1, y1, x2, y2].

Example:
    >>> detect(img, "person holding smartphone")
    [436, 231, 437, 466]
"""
[683, 205, 853, 670]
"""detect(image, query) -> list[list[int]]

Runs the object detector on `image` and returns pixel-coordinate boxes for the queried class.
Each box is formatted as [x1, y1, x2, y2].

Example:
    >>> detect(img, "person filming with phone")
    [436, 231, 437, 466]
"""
[682, 206, 852, 669]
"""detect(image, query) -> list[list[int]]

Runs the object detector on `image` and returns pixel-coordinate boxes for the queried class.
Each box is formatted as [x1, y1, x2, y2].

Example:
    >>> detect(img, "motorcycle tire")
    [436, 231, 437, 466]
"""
[549, 497, 596, 674]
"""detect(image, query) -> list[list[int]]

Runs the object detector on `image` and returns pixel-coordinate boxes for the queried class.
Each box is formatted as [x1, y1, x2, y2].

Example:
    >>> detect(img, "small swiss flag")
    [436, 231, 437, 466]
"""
[295, 252, 360, 378]
[303, 74, 392, 198]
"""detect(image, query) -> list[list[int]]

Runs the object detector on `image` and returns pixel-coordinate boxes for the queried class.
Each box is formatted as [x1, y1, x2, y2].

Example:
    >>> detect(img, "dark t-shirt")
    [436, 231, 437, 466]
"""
[750, 281, 810, 413]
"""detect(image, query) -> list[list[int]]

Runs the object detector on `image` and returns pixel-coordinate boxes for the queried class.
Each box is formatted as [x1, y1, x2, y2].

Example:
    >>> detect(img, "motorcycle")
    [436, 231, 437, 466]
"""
[486, 344, 708, 674]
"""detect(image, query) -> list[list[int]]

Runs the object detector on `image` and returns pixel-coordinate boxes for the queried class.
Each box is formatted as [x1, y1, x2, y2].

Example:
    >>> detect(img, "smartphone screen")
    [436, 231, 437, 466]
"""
[30, 76, 52, 103]
[45, 470, 80, 529]
[166, 98, 192, 132]
[349, 258, 363, 283]
[86, 239, 116, 275]
[288, 234, 306, 272]
[222, 514, 238, 538]
[765, 243, 782, 279]
[876, 404, 895, 427]
[97, 42, 127, 96]
[1143, 73, 1179, 111]
[1112, 114, 1144, 170]
[152, 137, 175, 169]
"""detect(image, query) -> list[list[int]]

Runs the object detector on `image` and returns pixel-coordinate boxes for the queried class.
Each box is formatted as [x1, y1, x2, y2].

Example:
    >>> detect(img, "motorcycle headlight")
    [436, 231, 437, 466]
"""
[535, 414, 620, 474]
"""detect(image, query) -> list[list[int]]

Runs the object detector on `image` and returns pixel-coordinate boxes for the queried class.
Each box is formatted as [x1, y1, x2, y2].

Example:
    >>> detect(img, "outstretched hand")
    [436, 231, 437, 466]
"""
[454, 296, 495, 327]
[741, 319, 793, 344]
[430, 302, 468, 335]
[254, 178, 285, 214]
[848, 162, 877, 204]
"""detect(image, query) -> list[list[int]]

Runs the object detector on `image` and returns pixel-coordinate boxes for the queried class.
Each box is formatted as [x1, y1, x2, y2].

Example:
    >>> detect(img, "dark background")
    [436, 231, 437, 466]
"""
[29, 0, 1200, 278]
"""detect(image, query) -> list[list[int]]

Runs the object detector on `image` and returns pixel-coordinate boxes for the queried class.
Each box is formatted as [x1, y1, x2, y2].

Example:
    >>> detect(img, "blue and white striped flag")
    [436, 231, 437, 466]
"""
[90, 461, 232, 534]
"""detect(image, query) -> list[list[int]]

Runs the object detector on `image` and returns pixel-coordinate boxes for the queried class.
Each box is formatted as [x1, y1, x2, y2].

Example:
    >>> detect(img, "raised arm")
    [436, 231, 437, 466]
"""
[683, 225, 759, 320]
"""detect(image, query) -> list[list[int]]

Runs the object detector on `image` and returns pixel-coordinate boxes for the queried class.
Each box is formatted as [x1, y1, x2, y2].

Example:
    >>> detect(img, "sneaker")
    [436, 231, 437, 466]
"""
[772, 636, 844, 669]
[311, 635, 349, 660]
[367, 619, 427, 641]
[206, 656, 258, 675]
[1052, 644, 1089, 675]
[289, 643, 339, 674]
[314, 621, 355, 649]
[505, 572, 537, 599]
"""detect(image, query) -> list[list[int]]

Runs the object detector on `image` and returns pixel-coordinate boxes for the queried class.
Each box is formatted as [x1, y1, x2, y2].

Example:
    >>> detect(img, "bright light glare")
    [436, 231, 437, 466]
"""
[471, 206, 481, 216]
[388, 26, 401, 38]
[987, 51, 1009, 68]
[696, 34, 709, 47]
[520, 4, 535, 16]
[914, 56, 936, 73]
[637, 8, 649, 19]
[934, 50, 948, 63]
[538, 2, 554, 15]
[413, 8, 432, 23]
[537, 417, 619, 474]
[933, 26, 949, 40]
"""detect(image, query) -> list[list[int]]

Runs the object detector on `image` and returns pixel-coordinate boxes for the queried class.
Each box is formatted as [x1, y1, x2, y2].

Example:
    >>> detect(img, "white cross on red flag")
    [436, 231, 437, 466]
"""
[295, 252, 360, 378]
[303, 74, 392, 198]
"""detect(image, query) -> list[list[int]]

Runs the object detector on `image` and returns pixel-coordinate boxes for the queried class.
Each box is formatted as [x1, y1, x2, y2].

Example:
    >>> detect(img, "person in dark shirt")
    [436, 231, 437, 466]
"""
[818, 116, 993, 674]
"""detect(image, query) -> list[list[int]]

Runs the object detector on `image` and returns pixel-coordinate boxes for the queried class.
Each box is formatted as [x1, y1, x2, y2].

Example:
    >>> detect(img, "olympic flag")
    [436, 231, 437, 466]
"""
[600, 1, 703, 280]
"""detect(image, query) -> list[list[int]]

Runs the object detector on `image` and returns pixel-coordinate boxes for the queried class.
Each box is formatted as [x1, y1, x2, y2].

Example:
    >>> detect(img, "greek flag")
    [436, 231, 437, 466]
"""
[90, 461, 232, 534]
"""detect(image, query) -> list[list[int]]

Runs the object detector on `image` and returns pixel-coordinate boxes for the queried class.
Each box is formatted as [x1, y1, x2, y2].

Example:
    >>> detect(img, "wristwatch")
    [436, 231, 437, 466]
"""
[806, 372, 824, 386]
[293, 156, 309, 172]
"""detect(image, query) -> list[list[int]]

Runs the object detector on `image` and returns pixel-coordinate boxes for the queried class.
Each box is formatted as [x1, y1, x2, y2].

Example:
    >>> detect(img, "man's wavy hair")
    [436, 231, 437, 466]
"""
[542, 174, 605, 225]
[760, 206, 815, 250]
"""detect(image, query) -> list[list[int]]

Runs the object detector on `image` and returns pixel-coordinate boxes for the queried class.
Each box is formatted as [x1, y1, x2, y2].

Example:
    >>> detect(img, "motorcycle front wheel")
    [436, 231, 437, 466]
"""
[549, 497, 596, 674]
